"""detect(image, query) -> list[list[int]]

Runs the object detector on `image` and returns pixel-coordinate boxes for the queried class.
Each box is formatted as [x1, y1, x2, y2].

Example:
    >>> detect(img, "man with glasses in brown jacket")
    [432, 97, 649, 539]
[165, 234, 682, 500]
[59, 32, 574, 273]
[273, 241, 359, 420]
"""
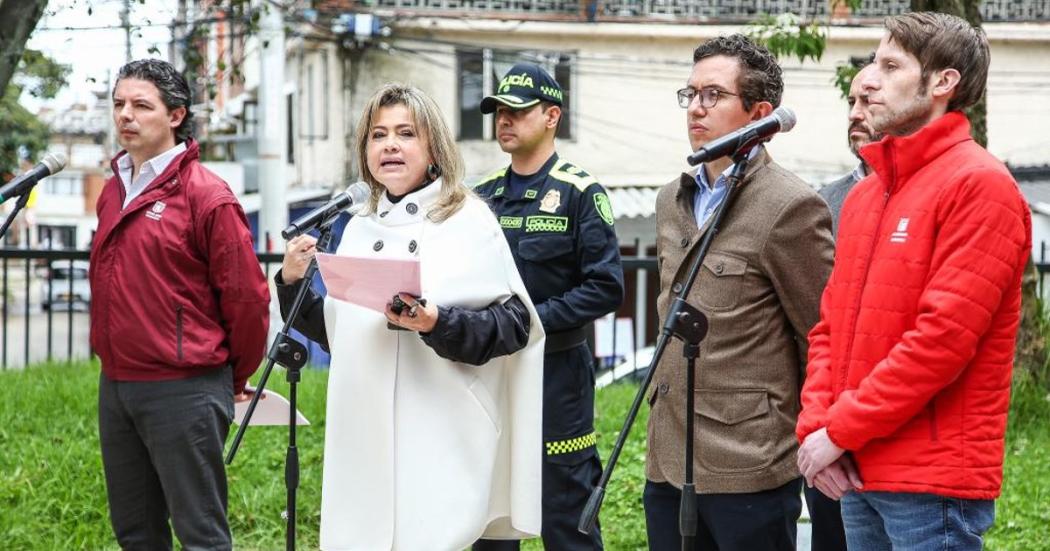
[646, 34, 835, 550]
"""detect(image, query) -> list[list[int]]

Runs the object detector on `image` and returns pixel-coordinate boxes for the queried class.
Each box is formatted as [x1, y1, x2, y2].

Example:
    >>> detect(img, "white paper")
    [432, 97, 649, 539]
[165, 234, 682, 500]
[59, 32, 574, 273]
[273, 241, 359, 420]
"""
[233, 387, 310, 426]
[315, 253, 422, 314]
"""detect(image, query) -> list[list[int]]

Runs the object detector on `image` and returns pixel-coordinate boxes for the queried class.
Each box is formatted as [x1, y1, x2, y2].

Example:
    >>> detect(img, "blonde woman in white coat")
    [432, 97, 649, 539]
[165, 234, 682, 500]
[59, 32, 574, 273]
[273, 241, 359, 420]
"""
[276, 84, 544, 551]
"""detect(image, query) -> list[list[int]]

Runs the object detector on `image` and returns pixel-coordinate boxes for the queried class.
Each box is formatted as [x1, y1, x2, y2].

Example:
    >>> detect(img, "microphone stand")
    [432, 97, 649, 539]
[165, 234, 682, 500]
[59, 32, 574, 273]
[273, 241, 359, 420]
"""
[579, 148, 755, 548]
[225, 213, 340, 551]
[0, 191, 32, 241]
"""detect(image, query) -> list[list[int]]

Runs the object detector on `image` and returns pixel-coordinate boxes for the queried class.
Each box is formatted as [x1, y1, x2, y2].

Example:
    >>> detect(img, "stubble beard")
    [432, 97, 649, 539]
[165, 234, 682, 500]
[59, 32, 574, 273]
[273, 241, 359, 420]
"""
[872, 88, 933, 138]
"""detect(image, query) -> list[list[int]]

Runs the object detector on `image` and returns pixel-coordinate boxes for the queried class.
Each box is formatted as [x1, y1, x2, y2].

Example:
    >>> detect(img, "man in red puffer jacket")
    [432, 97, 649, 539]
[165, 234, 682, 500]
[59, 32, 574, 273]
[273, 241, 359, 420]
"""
[91, 59, 269, 551]
[796, 12, 1031, 551]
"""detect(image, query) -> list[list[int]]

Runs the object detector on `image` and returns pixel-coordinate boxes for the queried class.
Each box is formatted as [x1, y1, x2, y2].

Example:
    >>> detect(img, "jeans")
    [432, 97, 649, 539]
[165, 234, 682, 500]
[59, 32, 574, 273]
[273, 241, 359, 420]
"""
[841, 491, 995, 551]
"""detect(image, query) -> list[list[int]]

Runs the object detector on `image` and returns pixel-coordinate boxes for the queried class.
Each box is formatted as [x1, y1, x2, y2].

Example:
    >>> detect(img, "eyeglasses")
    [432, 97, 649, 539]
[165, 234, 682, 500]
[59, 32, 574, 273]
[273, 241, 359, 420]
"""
[676, 87, 740, 109]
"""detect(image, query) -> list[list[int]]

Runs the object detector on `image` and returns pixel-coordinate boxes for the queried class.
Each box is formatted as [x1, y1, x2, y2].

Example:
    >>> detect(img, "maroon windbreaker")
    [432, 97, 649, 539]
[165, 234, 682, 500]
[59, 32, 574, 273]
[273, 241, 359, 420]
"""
[90, 140, 269, 393]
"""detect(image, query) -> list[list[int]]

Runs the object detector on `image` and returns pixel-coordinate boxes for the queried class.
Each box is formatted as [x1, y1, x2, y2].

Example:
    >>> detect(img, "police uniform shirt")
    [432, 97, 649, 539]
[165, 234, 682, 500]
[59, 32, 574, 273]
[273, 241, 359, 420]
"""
[474, 153, 624, 336]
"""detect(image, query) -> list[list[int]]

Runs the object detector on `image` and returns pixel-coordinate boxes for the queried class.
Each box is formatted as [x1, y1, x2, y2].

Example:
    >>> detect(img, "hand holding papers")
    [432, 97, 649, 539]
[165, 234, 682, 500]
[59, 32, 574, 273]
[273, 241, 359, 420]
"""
[315, 253, 422, 314]
[233, 386, 310, 426]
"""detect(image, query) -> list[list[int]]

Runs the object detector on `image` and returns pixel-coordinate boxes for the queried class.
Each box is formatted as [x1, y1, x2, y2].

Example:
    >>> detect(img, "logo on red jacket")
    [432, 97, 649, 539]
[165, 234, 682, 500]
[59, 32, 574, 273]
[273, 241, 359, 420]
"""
[890, 217, 909, 243]
[146, 200, 166, 221]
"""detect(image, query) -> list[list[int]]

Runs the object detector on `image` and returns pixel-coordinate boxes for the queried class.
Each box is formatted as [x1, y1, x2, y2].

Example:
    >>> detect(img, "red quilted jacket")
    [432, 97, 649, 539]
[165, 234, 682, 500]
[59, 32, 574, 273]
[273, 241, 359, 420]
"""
[797, 112, 1031, 499]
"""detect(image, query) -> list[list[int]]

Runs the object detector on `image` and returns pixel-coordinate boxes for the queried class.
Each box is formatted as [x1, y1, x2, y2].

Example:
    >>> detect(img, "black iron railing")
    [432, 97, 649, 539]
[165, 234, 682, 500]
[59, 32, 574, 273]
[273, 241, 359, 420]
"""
[0, 246, 660, 372]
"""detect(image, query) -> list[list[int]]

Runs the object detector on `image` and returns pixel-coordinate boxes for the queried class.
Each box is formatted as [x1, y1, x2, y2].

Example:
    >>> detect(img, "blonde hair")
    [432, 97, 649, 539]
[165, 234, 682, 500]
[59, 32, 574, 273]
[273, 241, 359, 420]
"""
[354, 83, 469, 223]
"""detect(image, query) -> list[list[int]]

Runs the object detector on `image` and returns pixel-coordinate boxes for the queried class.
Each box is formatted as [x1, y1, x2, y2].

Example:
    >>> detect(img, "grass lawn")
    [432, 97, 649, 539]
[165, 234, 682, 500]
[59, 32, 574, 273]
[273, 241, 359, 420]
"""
[0, 363, 1046, 550]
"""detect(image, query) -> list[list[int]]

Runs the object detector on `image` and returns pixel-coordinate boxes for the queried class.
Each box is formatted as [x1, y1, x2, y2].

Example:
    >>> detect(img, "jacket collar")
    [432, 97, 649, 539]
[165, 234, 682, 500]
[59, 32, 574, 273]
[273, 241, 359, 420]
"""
[491, 153, 559, 201]
[677, 146, 771, 200]
[376, 178, 443, 226]
[860, 111, 972, 192]
[110, 139, 199, 185]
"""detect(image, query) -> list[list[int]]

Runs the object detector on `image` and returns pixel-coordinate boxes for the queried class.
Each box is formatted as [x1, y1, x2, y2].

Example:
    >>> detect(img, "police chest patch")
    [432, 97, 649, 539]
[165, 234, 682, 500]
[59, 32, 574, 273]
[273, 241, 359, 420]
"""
[593, 193, 614, 225]
[500, 216, 523, 229]
[539, 189, 562, 213]
[526, 215, 568, 233]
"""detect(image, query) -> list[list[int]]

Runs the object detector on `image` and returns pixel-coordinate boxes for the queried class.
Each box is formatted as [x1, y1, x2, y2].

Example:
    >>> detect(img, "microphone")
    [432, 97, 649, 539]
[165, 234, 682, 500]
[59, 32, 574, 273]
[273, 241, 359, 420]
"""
[686, 106, 796, 166]
[281, 181, 370, 240]
[0, 152, 68, 204]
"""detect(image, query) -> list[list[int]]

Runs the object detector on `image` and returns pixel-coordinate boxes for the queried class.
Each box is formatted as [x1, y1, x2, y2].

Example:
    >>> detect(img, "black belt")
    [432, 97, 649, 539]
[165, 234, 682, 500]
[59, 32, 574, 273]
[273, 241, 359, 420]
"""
[544, 326, 588, 354]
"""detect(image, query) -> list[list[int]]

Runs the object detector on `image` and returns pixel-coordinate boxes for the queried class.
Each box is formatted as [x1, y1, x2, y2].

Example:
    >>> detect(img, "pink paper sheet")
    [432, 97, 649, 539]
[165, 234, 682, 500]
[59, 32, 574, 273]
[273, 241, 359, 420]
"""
[315, 253, 421, 314]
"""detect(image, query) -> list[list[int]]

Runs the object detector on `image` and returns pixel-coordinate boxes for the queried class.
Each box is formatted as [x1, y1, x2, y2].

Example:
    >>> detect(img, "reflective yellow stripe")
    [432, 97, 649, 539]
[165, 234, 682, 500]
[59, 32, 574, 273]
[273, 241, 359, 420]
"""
[545, 431, 597, 455]
[473, 167, 508, 188]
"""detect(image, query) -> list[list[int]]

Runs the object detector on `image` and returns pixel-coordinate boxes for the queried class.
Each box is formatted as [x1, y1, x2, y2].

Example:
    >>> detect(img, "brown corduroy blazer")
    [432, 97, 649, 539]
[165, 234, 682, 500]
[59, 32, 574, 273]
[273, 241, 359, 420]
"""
[646, 149, 834, 493]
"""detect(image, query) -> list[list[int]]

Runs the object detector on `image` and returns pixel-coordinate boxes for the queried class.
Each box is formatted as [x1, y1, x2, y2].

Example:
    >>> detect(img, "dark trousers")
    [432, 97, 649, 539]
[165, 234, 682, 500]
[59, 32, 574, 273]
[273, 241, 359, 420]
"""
[804, 484, 847, 551]
[642, 478, 802, 551]
[474, 344, 604, 550]
[98, 368, 235, 551]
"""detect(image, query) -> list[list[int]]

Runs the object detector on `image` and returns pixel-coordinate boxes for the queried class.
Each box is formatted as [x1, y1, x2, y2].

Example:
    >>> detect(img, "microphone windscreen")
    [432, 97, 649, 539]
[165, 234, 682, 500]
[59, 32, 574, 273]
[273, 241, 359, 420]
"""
[773, 107, 797, 133]
[41, 152, 68, 175]
[344, 181, 369, 214]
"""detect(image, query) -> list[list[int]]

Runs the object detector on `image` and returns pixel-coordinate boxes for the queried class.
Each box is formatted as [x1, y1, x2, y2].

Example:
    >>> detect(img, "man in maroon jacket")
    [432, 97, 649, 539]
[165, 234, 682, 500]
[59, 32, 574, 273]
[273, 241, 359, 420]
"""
[91, 59, 269, 551]
[797, 13, 1030, 551]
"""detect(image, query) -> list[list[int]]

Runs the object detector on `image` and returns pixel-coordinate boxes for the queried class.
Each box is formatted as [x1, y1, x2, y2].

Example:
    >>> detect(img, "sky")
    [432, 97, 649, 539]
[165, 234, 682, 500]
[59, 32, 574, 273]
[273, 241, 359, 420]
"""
[23, 0, 180, 113]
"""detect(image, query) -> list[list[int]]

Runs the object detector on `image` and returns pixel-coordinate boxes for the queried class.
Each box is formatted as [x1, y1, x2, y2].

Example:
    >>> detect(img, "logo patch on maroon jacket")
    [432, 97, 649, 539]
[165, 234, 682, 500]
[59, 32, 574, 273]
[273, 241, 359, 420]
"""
[145, 200, 166, 221]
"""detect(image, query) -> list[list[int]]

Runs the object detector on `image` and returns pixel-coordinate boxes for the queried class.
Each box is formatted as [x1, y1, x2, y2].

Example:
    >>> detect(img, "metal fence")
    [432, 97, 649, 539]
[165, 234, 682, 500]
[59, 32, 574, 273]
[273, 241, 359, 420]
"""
[369, 0, 1050, 21]
[0, 246, 660, 372]
[0, 248, 285, 370]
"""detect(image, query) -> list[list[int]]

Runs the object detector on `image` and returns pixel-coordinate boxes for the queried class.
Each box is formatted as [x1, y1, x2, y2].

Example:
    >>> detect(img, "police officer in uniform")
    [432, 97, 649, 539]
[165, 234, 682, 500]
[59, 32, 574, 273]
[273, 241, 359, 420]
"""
[471, 62, 624, 551]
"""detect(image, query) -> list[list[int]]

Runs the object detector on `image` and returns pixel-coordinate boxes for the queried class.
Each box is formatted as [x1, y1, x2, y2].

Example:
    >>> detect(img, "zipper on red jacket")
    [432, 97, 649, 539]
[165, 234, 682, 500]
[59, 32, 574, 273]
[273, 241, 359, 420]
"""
[838, 147, 896, 393]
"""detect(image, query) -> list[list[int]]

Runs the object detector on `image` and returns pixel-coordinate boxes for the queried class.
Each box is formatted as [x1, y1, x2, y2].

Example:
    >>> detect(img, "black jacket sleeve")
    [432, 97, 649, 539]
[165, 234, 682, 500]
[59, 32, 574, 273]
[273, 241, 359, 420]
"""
[420, 295, 531, 366]
[274, 269, 330, 352]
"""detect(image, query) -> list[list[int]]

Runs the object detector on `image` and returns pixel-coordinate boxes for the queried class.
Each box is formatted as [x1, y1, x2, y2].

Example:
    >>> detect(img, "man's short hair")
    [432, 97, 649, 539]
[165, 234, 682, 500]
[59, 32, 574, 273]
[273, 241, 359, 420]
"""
[693, 34, 783, 111]
[115, 59, 193, 142]
[885, 12, 989, 112]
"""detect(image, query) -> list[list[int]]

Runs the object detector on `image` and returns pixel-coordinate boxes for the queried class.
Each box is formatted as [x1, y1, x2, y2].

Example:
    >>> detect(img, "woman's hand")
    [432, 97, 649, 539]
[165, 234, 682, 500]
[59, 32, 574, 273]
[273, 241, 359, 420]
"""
[385, 293, 439, 333]
[281, 235, 318, 284]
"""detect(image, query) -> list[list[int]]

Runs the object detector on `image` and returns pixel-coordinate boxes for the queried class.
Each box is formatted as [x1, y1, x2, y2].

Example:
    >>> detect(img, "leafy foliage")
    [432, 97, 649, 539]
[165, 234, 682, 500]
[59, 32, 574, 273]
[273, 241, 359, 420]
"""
[0, 49, 69, 176]
[17, 48, 71, 99]
[747, 13, 827, 65]
[0, 85, 49, 178]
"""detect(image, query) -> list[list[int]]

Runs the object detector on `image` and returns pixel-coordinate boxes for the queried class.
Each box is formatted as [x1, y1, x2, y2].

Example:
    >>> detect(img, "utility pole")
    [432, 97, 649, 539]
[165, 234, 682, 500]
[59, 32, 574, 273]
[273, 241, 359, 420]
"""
[121, 0, 132, 63]
[257, 0, 287, 251]
[170, 0, 188, 70]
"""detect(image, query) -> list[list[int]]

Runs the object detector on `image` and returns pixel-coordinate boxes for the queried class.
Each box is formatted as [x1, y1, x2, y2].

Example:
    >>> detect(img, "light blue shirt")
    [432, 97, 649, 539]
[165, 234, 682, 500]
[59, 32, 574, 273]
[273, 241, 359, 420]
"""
[693, 146, 762, 228]
[117, 142, 187, 209]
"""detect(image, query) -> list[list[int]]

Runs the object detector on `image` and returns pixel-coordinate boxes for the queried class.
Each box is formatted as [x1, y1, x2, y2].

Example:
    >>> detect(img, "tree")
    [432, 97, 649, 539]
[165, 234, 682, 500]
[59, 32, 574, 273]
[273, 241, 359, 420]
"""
[0, 0, 49, 93]
[0, 51, 71, 177]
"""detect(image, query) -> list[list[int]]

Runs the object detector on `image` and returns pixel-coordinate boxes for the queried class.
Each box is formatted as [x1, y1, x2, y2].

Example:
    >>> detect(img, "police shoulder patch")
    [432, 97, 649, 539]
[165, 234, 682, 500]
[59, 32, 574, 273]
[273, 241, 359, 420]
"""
[593, 192, 615, 226]
[549, 160, 598, 192]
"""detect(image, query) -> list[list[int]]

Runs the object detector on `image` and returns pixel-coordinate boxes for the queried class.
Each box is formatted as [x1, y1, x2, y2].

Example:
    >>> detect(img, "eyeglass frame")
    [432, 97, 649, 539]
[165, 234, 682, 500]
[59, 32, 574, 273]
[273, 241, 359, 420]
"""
[676, 86, 741, 109]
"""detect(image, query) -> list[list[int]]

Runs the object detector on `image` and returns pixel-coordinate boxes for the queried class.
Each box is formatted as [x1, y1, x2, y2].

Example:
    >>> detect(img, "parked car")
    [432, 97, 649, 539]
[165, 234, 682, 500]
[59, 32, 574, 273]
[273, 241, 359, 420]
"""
[40, 261, 90, 311]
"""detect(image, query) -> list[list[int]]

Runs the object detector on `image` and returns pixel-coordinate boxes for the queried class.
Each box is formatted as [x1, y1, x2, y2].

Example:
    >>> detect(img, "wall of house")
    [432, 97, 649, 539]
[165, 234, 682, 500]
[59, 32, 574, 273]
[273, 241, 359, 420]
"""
[286, 40, 353, 190]
[351, 20, 1050, 188]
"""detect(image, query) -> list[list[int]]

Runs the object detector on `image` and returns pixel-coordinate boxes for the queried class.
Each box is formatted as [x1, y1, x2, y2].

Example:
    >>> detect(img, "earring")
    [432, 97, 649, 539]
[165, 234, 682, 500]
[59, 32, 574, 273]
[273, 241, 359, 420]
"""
[426, 163, 442, 182]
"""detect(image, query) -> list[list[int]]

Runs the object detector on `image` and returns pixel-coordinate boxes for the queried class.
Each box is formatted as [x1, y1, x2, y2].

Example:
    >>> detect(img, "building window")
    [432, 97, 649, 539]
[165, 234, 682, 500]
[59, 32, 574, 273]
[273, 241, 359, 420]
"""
[41, 174, 82, 196]
[457, 48, 575, 141]
[38, 225, 77, 250]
